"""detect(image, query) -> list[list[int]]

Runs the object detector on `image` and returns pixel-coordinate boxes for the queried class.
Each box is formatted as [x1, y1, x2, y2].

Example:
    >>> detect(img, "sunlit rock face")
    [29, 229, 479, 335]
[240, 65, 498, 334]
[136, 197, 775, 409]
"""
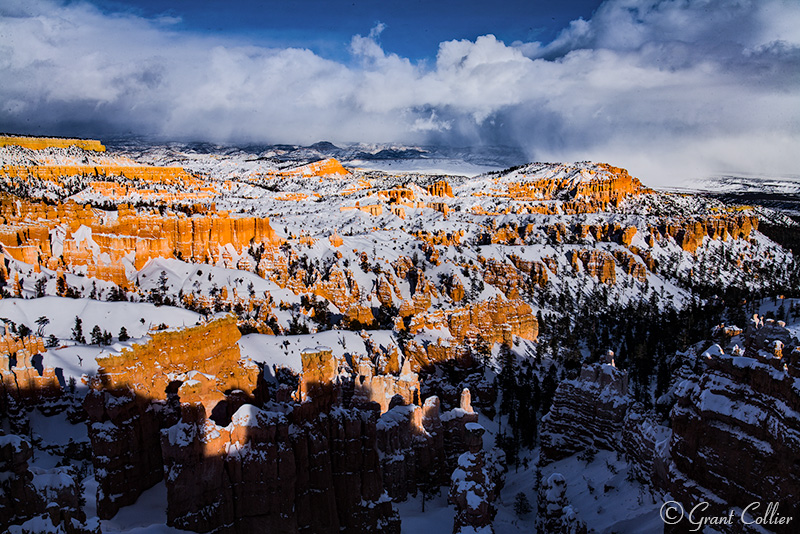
[0, 136, 106, 152]
[0, 330, 61, 405]
[1, 135, 796, 534]
[83, 316, 259, 518]
[0, 194, 280, 288]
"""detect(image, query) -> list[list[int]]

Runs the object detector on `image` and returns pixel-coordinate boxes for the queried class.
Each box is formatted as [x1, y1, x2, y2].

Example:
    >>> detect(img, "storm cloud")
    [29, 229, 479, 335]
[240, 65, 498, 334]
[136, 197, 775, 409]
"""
[1, 0, 798, 185]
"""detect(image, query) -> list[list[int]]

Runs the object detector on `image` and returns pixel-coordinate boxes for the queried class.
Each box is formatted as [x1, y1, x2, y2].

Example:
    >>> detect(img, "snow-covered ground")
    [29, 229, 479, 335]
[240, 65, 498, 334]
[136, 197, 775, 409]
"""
[0, 297, 201, 379]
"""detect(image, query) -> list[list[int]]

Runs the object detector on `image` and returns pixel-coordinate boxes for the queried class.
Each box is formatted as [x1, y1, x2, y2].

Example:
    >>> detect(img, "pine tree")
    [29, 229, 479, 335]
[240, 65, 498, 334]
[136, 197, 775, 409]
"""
[17, 324, 31, 338]
[35, 316, 50, 336]
[7, 395, 30, 435]
[90, 325, 103, 345]
[514, 492, 532, 517]
[72, 316, 86, 344]
[118, 326, 130, 341]
[158, 270, 170, 304]
[34, 277, 47, 298]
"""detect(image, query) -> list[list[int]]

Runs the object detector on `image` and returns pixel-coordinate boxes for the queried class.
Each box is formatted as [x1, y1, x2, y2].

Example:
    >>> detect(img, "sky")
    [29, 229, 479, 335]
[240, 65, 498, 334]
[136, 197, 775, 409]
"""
[1, 0, 799, 185]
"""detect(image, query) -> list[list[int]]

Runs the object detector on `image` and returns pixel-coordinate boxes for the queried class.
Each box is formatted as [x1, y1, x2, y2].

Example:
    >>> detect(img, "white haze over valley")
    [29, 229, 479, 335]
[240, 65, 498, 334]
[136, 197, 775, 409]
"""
[1, 0, 799, 186]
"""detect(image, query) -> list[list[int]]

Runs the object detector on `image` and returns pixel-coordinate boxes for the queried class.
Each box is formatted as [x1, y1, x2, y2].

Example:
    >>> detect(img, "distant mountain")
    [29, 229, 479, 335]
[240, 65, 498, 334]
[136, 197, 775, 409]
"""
[674, 174, 800, 214]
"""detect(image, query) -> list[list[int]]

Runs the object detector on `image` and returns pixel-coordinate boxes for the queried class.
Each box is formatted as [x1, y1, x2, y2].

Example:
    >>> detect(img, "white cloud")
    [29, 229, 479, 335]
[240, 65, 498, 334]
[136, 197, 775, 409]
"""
[1, 0, 798, 186]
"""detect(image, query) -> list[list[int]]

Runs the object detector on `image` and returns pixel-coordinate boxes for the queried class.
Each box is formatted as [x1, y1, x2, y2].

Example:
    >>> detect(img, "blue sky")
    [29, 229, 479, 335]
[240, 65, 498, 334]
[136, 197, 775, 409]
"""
[1, 0, 799, 184]
[85, 0, 604, 62]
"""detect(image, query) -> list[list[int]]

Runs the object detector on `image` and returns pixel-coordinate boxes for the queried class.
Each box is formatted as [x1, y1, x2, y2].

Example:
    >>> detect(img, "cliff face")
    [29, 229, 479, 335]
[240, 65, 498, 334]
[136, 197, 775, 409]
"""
[503, 162, 647, 206]
[569, 249, 617, 285]
[0, 194, 280, 287]
[540, 363, 631, 464]
[0, 330, 61, 406]
[274, 158, 349, 177]
[162, 403, 399, 534]
[667, 318, 800, 531]
[84, 316, 259, 518]
[426, 179, 454, 197]
[92, 316, 257, 407]
[0, 136, 106, 152]
[1, 164, 190, 184]
[80, 315, 490, 533]
[534, 318, 800, 533]
[407, 297, 538, 348]
[660, 215, 757, 253]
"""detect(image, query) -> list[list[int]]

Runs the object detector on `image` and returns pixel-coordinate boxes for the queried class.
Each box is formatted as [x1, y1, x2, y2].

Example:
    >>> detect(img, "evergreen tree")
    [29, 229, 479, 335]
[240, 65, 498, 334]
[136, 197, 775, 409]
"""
[34, 277, 47, 298]
[7, 395, 30, 435]
[90, 325, 103, 345]
[72, 316, 86, 344]
[158, 270, 170, 302]
[108, 285, 127, 302]
[35, 316, 49, 336]
[17, 324, 31, 338]
[514, 492, 532, 517]
[118, 326, 130, 341]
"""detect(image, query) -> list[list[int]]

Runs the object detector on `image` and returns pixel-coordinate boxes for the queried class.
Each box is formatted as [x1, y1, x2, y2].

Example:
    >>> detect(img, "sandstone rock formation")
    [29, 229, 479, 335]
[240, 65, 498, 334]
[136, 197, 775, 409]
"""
[449, 422, 497, 533]
[162, 402, 399, 534]
[661, 215, 757, 253]
[570, 249, 617, 285]
[0, 193, 280, 287]
[0, 330, 61, 405]
[426, 179, 454, 197]
[0, 432, 99, 534]
[0, 136, 106, 152]
[274, 158, 349, 177]
[407, 297, 538, 352]
[540, 363, 630, 464]
[84, 316, 259, 518]
[667, 318, 800, 531]
[504, 162, 647, 207]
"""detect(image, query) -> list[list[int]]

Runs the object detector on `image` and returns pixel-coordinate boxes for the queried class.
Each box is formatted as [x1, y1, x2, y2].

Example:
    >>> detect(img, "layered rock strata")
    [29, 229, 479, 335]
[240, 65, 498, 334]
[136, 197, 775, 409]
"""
[667, 318, 800, 532]
[84, 316, 259, 519]
[0, 136, 106, 152]
[540, 363, 630, 464]
[0, 193, 280, 287]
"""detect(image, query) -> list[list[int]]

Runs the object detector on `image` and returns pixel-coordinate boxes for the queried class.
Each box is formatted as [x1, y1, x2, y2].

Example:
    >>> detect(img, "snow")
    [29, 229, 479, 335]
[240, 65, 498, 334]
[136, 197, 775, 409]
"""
[0, 297, 200, 341]
[533, 450, 665, 534]
[30, 409, 89, 447]
[0, 297, 202, 381]
[238, 329, 387, 380]
[0, 433, 27, 452]
[395, 490, 456, 534]
[230, 404, 265, 428]
[98, 481, 185, 534]
[30, 467, 74, 494]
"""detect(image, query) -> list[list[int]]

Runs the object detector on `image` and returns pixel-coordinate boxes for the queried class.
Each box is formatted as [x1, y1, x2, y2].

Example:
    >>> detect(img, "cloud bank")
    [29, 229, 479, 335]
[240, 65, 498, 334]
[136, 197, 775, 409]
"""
[1, 0, 799, 185]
